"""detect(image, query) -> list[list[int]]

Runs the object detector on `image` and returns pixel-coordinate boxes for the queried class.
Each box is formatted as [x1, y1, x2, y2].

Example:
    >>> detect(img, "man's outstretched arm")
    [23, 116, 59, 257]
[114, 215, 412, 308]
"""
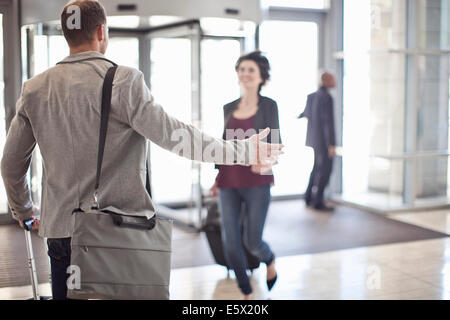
[120, 70, 283, 166]
[1, 85, 37, 222]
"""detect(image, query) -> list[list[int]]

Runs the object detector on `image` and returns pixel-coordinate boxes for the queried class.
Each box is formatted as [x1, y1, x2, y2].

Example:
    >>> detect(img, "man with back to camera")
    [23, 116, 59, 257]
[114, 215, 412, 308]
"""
[299, 72, 336, 212]
[1, 0, 283, 300]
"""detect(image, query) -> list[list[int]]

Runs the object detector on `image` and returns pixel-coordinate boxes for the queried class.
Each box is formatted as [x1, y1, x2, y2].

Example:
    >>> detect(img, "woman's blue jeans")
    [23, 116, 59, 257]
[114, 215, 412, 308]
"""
[218, 185, 274, 295]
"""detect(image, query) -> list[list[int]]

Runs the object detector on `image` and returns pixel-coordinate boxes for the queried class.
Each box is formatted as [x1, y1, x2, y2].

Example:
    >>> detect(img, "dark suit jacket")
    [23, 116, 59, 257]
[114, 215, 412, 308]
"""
[215, 95, 282, 169]
[299, 86, 335, 152]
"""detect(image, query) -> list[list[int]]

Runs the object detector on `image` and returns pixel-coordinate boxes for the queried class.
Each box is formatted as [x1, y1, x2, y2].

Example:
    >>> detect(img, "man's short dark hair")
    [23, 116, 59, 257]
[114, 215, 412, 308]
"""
[61, 0, 107, 47]
[235, 51, 271, 93]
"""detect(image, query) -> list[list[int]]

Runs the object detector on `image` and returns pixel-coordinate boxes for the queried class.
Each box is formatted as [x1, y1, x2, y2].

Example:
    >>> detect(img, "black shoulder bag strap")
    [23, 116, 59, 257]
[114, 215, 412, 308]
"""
[58, 57, 118, 212]
[93, 66, 118, 209]
[95, 67, 157, 230]
[56, 56, 118, 66]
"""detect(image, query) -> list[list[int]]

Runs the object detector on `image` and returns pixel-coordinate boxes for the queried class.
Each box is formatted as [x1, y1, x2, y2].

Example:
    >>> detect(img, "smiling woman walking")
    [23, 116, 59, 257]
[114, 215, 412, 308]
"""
[211, 51, 282, 299]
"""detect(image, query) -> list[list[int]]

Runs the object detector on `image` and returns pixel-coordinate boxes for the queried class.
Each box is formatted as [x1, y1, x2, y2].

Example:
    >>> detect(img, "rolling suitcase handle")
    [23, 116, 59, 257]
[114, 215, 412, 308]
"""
[22, 218, 52, 300]
[23, 218, 40, 300]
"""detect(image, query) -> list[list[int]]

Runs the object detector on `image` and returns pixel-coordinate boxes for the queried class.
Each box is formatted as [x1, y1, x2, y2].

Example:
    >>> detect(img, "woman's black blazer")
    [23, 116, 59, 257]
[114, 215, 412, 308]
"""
[221, 95, 282, 144]
[215, 95, 282, 170]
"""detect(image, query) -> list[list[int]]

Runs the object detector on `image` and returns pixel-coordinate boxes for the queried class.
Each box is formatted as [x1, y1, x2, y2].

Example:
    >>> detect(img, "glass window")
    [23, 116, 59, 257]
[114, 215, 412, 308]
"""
[414, 0, 450, 50]
[342, 0, 407, 207]
[414, 54, 450, 202]
[32, 35, 139, 71]
[343, 157, 406, 210]
[342, 0, 450, 209]
[259, 20, 318, 197]
[415, 156, 448, 202]
[369, 0, 407, 49]
[0, 14, 7, 213]
[416, 54, 449, 152]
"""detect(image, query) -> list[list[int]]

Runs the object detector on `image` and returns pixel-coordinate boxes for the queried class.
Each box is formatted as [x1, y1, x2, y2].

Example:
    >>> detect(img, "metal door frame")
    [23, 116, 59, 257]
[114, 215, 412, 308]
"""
[0, 0, 21, 224]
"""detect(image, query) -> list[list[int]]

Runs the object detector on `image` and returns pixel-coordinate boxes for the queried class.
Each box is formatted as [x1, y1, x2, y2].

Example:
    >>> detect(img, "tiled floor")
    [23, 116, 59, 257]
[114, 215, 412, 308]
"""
[2, 236, 450, 300]
[390, 209, 450, 235]
[2, 207, 450, 300]
[170, 237, 450, 300]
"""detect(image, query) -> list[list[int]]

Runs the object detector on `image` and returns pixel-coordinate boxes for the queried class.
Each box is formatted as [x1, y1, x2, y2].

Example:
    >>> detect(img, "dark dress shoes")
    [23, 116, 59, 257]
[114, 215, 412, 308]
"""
[267, 273, 278, 291]
[313, 204, 335, 212]
[304, 198, 311, 207]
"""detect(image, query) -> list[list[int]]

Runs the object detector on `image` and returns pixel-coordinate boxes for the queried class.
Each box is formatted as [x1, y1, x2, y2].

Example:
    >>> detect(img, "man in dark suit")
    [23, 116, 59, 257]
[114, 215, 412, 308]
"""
[299, 72, 336, 211]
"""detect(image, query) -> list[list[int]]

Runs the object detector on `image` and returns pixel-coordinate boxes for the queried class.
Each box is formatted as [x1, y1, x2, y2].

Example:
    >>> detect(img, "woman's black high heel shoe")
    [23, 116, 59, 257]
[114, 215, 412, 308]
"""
[266, 273, 277, 291]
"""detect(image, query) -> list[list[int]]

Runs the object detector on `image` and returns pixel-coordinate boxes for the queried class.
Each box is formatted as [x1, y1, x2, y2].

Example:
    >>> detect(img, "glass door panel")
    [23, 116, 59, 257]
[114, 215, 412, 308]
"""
[149, 37, 193, 204]
[48, 36, 69, 67]
[200, 38, 241, 192]
[259, 20, 318, 197]
[107, 37, 139, 67]
[30, 34, 139, 71]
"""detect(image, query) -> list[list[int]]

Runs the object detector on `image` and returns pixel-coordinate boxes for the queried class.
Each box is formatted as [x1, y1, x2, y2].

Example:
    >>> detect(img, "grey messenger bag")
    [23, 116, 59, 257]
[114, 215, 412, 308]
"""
[58, 58, 173, 300]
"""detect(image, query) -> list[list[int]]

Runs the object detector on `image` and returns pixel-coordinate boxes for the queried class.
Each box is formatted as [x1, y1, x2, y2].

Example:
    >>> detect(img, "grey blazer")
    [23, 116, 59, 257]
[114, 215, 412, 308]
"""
[1, 51, 254, 238]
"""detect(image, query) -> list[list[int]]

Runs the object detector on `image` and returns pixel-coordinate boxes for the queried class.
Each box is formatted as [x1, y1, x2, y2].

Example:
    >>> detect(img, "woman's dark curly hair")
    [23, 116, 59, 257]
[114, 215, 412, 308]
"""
[235, 51, 271, 93]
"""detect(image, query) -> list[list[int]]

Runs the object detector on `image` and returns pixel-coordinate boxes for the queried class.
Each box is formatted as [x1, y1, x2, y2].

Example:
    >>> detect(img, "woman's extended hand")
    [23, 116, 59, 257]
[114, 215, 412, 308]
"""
[209, 181, 219, 198]
[251, 164, 273, 175]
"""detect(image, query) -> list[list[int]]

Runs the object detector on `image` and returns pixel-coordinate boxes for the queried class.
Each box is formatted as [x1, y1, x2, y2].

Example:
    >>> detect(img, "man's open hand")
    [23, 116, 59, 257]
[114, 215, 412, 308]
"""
[251, 164, 273, 175]
[249, 127, 284, 166]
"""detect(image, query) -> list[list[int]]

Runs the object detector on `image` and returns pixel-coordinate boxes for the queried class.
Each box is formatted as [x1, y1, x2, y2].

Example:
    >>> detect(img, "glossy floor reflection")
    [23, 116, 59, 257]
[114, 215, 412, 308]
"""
[2, 237, 450, 300]
[390, 209, 450, 235]
[3, 203, 450, 301]
[169, 237, 450, 300]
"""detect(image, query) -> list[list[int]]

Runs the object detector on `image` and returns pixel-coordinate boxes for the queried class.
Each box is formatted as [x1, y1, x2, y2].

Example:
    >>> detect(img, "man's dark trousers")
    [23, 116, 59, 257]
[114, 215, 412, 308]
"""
[305, 148, 333, 207]
[47, 237, 72, 300]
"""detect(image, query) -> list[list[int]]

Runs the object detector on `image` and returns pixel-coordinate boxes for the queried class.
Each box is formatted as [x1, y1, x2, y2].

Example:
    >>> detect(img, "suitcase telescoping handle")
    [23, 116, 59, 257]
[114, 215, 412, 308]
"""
[23, 218, 35, 231]
[22, 218, 53, 300]
[22, 218, 40, 300]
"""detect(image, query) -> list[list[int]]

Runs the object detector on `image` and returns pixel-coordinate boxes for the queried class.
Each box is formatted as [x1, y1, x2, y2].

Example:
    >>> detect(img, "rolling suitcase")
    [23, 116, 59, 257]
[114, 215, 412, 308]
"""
[202, 198, 260, 274]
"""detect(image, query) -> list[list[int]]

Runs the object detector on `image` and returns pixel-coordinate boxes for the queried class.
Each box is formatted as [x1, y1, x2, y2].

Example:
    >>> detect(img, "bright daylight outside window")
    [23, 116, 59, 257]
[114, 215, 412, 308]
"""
[150, 38, 192, 204]
[0, 14, 7, 213]
[259, 20, 318, 196]
[341, 0, 435, 210]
